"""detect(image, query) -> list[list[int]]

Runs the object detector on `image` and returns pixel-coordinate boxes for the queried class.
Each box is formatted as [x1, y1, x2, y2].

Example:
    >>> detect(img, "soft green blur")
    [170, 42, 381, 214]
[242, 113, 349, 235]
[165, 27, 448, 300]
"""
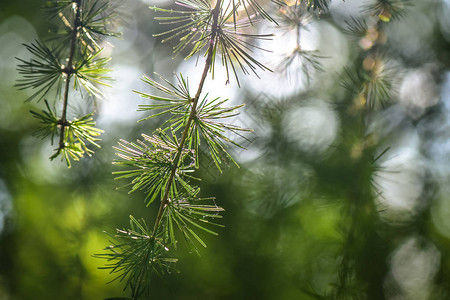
[2, 0, 450, 299]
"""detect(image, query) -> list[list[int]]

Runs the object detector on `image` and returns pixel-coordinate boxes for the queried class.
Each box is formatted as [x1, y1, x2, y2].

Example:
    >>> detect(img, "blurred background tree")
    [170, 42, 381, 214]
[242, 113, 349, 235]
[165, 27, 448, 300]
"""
[1, 0, 450, 299]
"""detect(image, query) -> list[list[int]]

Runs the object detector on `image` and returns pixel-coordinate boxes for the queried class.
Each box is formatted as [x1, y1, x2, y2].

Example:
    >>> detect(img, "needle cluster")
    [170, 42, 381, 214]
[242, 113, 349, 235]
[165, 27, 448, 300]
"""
[342, 0, 410, 111]
[96, 0, 277, 298]
[16, 0, 120, 167]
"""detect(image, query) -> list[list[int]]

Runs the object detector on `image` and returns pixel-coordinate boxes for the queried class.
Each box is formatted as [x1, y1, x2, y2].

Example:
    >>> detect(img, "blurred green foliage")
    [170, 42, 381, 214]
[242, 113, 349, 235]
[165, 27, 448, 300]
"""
[1, 0, 450, 299]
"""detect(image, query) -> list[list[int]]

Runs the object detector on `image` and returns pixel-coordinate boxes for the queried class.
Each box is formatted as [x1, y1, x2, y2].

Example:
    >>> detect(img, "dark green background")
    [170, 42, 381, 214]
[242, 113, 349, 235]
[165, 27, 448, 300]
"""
[1, 0, 450, 299]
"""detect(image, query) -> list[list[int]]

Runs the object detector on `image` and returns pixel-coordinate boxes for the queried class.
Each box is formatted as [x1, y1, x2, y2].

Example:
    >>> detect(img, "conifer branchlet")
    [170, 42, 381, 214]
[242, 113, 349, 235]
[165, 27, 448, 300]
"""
[16, 0, 120, 167]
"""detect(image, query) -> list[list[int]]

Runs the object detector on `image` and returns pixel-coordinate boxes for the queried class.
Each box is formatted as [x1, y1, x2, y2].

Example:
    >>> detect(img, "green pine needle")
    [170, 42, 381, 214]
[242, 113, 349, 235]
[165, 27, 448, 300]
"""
[30, 100, 60, 142]
[341, 59, 400, 110]
[305, 0, 330, 12]
[135, 74, 251, 172]
[74, 48, 112, 98]
[16, 41, 65, 102]
[136, 73, 192, 121]
[363, 0, 412, 22]
[50, 112, 103, 167]
[96, 216, 177, 299]
[152, 0, 273, 86]
[188, 95, 252, 172]
[113, 132, 197, 205]
[161, 192, 224, 253]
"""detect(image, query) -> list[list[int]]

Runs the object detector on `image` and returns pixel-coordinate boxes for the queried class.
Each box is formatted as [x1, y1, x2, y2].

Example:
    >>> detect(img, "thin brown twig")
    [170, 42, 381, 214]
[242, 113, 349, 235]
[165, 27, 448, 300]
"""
[56, 0, 82, 154]
[151, 0, 222, 237]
